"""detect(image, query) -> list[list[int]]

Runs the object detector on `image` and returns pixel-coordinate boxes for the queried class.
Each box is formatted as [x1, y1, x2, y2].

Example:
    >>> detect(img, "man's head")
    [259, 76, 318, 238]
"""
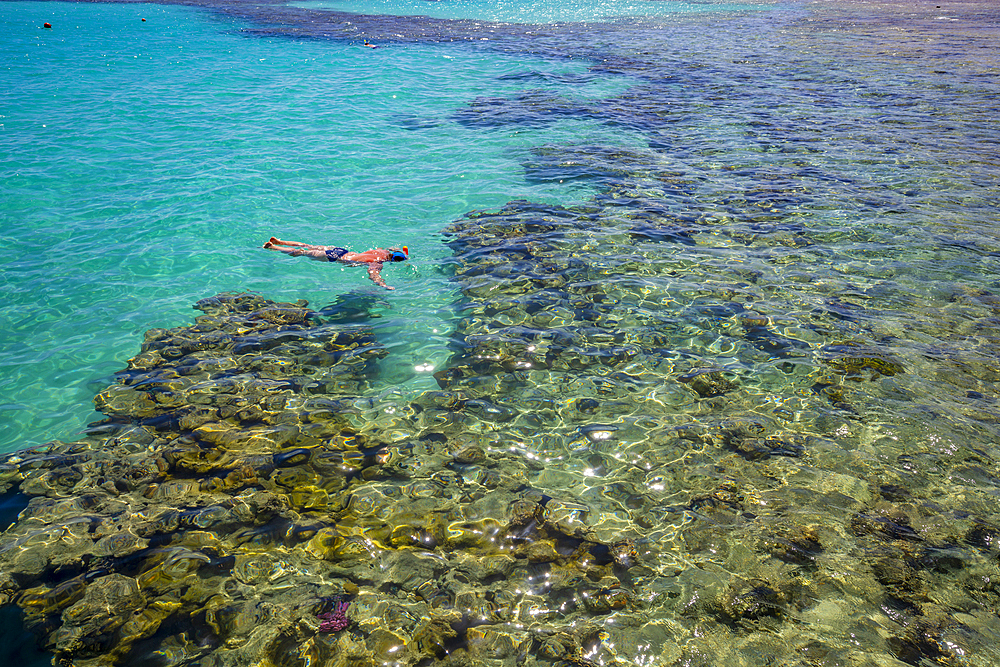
[389, 246, 409, 262]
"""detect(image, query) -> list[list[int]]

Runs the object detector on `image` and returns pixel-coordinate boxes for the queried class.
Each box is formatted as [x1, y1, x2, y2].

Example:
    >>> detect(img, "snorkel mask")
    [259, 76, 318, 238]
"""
[390, 246, 409, 262]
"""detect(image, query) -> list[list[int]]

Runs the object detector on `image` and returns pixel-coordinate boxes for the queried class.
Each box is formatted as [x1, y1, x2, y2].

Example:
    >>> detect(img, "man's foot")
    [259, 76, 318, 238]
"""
[263, 241, 274, 249]
[269, 237, 283, 245]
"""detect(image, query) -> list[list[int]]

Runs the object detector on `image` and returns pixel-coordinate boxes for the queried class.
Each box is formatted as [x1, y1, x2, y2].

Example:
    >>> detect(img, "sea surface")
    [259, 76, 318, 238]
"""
[1, 0, 643, 452]
[1, 0, 1000, 665]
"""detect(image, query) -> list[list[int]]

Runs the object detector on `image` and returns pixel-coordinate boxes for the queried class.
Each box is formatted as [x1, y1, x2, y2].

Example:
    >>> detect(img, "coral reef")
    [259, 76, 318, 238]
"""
[5, 176, 1000, 667]
[5, 39, 1000, 664]
[4, 195, 1000, 666]
[0, 293, 644, 667]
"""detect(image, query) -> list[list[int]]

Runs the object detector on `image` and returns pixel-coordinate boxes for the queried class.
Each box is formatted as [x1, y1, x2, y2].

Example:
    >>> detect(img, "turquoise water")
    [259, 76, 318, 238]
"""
[3, 0, 1000, 666]
[1, 1, 642, 453]
[289, 0, 775, 23]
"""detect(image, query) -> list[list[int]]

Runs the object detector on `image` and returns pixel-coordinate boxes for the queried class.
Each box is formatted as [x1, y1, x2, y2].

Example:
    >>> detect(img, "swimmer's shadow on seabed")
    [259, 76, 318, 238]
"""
[315, 291, 438, 392]
[314, 292, 389, 324]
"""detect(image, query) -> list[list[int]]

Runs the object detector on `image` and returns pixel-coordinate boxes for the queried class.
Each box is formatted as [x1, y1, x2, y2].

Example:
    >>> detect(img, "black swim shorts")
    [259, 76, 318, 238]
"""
[325, 247, 348, 262]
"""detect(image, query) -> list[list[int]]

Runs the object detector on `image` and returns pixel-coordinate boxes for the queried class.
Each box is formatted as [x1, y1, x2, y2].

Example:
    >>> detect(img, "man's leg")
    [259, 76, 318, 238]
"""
[268, 237, 315, 248]
[263, 243, 327, 260]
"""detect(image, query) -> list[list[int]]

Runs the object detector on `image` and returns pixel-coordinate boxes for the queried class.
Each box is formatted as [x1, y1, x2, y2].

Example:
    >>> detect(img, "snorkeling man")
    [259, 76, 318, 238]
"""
[263, 237, 408, 290]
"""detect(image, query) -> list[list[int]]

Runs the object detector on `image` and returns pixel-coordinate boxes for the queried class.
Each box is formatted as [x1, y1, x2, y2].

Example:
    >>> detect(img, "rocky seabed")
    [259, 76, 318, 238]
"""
[3, 186, 1000, 667]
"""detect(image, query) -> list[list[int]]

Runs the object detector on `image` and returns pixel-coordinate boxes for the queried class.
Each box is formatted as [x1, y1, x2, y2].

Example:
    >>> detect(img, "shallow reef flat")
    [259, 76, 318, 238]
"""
[0, 291, 645, 666]
[3, 187, 1000, 666]
[3, 0, 1000, 665]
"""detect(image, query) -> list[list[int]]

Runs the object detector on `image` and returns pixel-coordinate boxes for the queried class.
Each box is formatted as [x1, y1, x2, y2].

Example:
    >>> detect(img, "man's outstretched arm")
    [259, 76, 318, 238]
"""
[367, 262, 394, 290]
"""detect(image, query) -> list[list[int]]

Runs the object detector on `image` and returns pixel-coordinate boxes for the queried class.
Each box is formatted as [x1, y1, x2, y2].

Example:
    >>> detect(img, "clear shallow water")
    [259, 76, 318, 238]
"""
[1, 1, 642, 452]
[2, 0, 1000, 666]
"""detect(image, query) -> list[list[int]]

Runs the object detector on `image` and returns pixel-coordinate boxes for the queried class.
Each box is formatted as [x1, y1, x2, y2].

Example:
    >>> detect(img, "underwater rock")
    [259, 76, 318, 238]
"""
[851, 508, 922, 542]
[678, 369, 738, 398]
[887, 614, 967, 667]
[533, 625, 606, 664]
[739, 311, 810, 358]
[721, 427, 805, 461]
[627, 222, 697, 246]
[965, 521, 1000, 551]
[53, 573, 145, 656]
[872, 557, 922, 594]
[580, 584, 631, 613]
[455, 90, 593, 130]
[610, 538, 639, 568]
[411, 614, 461, 660]
[810, 377, 860, 416]
[719, 579, 785, 627]
[766, 524, 822, 566]
[822, 342, 905, 380]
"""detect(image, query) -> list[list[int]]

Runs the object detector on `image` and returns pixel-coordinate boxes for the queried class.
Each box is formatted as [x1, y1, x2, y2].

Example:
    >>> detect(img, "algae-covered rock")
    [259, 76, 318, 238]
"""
[678, 368, 738, 397]
[821, 342, 905, 380]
